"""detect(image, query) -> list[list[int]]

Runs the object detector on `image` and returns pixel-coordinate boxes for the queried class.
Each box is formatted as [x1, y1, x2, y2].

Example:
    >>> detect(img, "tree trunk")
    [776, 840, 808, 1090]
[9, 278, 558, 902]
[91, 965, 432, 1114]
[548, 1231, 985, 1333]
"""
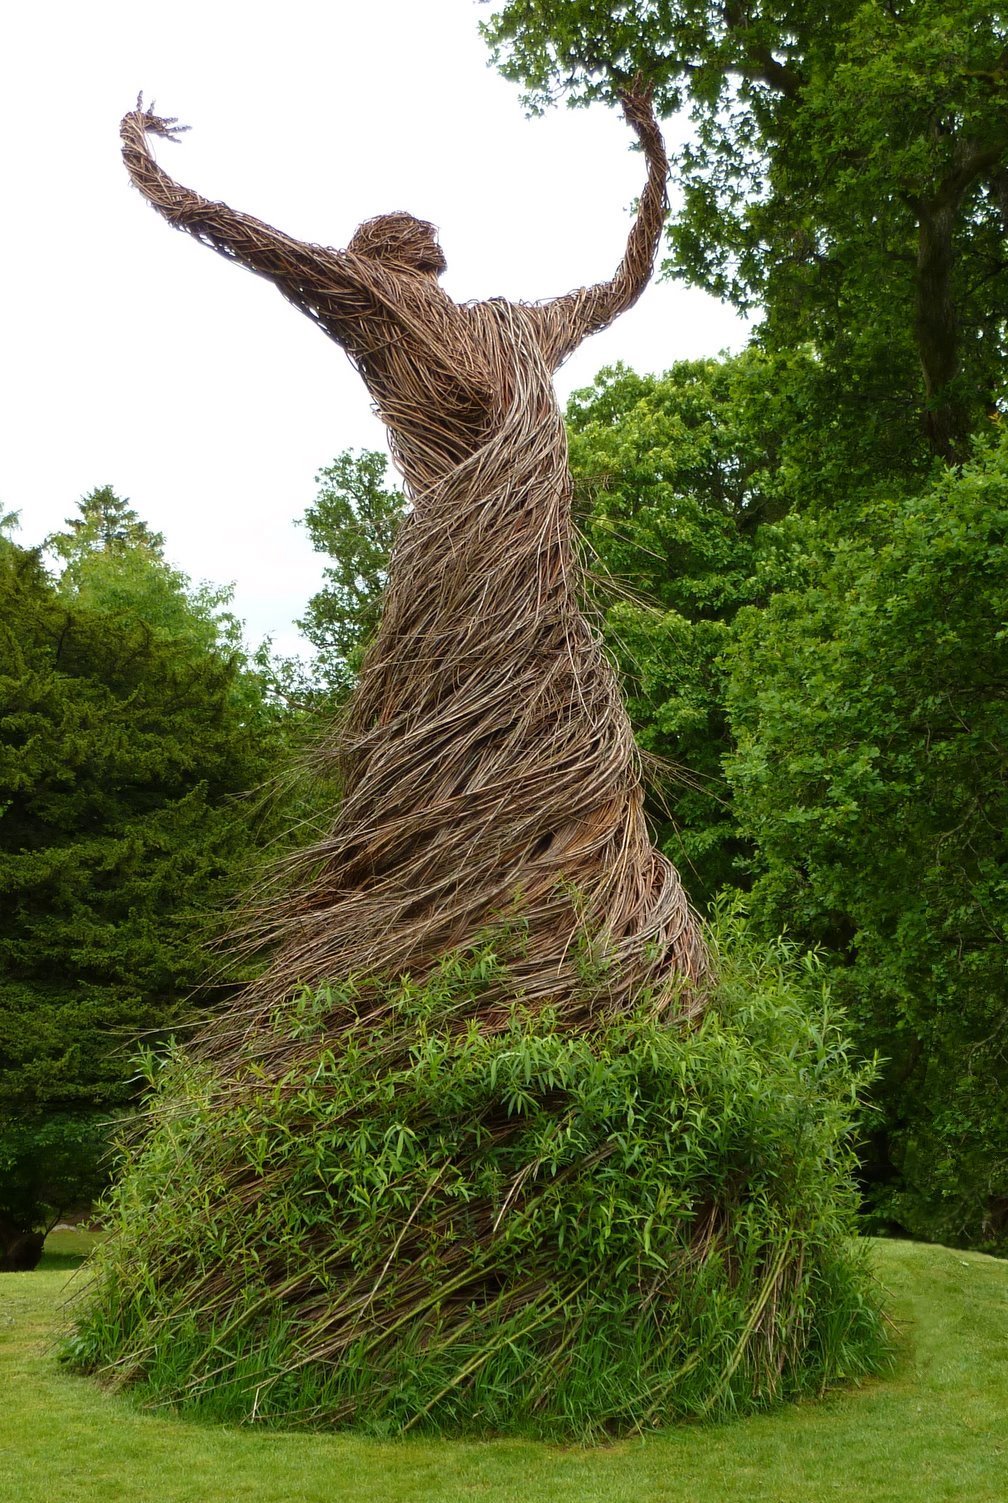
[914, 199, 971, 465]
[0, 1215, 45, 1272]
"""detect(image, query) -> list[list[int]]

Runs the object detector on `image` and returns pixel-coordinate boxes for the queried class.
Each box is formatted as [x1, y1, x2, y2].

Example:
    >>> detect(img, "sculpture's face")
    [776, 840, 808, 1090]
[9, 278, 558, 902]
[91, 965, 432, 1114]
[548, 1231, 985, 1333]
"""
[347, 212, 446, 277]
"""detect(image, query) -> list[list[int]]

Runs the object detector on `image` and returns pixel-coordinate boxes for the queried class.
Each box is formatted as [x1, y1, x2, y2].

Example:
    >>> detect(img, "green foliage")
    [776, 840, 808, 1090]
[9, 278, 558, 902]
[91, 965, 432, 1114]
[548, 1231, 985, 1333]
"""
[0, 1113, 109, 1238]
[68, 912, 885, 1438]
[566, 356, 1006, 1249]
[568, 359, 762, 902]
[285, 450, 406, 705]
[48, 484, 166, 569]
[484, 0, 1008, 462]
[567, 350, 848, 903]
[0, 497, 286, 1237]
[726, 430, 1008, 1249]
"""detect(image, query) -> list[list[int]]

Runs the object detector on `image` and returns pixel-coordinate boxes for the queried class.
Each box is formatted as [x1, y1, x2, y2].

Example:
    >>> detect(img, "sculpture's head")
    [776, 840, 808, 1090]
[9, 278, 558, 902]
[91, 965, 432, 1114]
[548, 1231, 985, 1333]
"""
[347, 212, 447, 277]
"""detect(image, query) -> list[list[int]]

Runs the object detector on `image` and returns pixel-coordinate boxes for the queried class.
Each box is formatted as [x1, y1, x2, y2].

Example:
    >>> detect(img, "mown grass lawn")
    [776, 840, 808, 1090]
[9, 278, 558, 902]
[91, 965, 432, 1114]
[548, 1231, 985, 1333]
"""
[1, 1232, 1004, 1503]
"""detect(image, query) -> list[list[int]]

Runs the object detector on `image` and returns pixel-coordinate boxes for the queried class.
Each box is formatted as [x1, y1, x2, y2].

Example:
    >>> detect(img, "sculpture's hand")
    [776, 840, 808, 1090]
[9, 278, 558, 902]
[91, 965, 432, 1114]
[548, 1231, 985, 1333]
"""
[124, 92, 190, 144]
[529, 67, 670, 367]
[119, 97, 375, 346]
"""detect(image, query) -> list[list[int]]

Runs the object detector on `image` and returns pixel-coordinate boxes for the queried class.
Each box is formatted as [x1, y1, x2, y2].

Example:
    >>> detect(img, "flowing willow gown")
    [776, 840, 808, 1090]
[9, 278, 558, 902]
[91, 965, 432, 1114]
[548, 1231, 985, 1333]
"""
[120, 102, 705, 1042]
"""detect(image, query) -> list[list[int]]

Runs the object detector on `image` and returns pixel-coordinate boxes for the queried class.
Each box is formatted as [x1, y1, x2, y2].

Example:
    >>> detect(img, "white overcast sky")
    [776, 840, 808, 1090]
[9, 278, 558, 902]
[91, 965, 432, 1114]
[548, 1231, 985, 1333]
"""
[1, 0, 747, 657]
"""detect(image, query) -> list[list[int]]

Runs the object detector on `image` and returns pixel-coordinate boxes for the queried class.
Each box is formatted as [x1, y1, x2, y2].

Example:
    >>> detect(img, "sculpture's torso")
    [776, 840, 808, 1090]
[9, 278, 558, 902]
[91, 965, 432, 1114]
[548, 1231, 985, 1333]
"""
[313, 274, 563, 495]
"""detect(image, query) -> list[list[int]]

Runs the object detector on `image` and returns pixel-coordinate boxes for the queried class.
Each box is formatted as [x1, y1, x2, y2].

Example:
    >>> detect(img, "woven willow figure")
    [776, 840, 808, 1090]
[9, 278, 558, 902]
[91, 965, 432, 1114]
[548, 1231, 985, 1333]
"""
[120, 88, 705, 1045]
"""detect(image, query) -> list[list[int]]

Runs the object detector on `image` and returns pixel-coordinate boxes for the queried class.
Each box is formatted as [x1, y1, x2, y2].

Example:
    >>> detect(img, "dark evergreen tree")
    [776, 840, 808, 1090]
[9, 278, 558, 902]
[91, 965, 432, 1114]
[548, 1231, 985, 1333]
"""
[0, 501, 283, 1261]
[48, 484, 166, 564]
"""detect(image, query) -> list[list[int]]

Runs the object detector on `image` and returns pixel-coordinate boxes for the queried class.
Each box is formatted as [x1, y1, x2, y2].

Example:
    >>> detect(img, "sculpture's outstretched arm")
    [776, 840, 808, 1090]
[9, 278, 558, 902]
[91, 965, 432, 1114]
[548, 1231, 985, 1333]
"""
[529, 82, 670, 369]
[120, 99, 375, 333]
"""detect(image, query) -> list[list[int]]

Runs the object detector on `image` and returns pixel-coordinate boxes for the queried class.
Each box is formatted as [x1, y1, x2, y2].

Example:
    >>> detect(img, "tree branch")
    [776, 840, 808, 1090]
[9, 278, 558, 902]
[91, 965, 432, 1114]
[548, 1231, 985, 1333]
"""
[722, 2, 802, 99]
[934, 134, 1008, 212]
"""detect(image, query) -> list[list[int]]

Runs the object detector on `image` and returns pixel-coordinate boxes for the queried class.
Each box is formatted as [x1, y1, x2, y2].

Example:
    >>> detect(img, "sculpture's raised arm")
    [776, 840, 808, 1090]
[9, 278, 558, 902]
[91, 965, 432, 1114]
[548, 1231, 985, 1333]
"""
[120, 99, 376, 333]
[529, 81, 670, 369]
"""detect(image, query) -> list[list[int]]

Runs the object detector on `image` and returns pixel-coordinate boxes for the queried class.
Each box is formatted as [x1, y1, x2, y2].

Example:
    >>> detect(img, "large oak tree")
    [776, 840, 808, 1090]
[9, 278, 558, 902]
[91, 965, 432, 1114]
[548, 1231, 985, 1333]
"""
[484, 0, 1008, 463]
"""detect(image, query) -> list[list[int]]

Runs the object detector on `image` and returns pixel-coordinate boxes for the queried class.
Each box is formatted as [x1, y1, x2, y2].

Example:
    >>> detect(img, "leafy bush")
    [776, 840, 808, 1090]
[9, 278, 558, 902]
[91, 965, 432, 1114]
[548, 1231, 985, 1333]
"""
[726, 432, 1008, 1249]
[67, 913, 886, 1438]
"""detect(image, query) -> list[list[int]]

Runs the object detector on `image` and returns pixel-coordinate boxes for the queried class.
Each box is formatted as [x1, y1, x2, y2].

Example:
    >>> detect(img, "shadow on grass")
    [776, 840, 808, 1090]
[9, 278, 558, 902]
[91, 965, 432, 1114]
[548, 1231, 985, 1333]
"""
[39, 1228, 103, 1274]
[39, 1252, 90, 1272]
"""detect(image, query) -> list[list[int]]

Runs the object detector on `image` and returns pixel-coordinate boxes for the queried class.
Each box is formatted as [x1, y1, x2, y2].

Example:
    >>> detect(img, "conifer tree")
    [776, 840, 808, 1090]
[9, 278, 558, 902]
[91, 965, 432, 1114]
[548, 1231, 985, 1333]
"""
[0, 501, 281, 1262]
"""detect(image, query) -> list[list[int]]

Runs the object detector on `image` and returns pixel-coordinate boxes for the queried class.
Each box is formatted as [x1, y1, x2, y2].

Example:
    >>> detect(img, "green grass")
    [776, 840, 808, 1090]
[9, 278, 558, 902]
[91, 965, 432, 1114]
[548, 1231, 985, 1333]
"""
[1, 1232, 1004, 1502]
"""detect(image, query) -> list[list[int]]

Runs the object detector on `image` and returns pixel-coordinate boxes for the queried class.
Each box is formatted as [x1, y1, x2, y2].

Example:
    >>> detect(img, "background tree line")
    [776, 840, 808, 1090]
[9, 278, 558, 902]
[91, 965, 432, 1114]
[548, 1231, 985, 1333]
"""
[2, 0, 1004, 1260]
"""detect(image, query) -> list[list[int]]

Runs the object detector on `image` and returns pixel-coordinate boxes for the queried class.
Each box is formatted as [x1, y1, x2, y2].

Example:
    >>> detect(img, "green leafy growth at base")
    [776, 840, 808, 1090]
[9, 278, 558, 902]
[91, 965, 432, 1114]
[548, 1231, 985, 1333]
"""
[67, 913, 887, 1439]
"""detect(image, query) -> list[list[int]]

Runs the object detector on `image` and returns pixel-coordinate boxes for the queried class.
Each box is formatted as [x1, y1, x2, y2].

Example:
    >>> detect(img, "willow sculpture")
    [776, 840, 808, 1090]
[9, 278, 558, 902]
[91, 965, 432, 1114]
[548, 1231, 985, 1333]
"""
[65, 89, 885, 1439]
[119, 85, 705, 1054]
